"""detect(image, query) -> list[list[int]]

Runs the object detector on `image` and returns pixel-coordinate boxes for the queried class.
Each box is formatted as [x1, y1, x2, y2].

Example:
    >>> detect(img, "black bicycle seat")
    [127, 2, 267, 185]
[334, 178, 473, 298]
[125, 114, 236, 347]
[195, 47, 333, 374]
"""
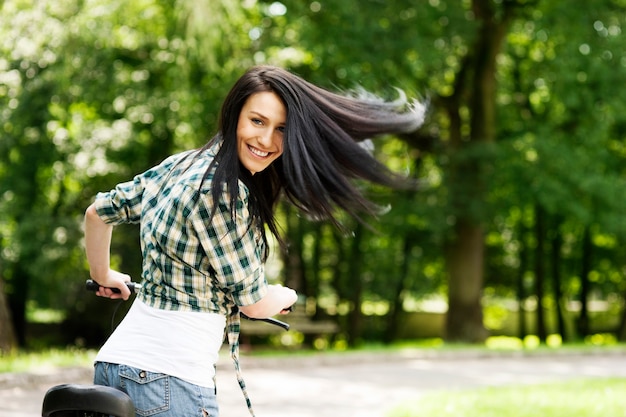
[42, 383, 135, 417]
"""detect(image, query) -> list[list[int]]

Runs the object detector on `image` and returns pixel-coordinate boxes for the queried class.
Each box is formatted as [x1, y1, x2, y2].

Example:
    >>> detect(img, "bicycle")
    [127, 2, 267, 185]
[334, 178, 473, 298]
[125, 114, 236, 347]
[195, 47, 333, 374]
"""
[41, 279, 290, 417]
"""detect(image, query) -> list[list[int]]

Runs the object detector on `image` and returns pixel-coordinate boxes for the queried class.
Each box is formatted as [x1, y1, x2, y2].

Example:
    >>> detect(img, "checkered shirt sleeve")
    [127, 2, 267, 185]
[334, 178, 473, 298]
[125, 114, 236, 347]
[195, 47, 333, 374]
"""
[93, 179, 143, 225]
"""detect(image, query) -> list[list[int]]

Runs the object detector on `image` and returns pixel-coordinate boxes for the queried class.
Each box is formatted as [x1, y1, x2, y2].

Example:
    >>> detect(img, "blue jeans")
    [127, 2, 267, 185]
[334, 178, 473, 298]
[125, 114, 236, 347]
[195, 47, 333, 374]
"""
[94, 362, 219, 417]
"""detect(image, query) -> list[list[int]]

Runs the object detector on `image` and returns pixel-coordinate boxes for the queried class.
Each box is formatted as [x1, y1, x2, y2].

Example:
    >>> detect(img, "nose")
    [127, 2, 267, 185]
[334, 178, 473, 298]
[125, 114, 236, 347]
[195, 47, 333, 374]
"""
[257, 128, 274, 147]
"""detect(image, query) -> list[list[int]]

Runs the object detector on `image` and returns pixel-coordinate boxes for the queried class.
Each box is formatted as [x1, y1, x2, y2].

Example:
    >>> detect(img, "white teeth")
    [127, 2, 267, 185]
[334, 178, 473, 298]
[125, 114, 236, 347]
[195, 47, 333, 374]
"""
[249, 146, 269, 157]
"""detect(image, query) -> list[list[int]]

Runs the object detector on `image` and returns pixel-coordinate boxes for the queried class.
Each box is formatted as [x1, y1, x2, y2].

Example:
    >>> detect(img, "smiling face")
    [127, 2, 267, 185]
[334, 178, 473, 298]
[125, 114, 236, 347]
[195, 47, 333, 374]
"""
[237, 91, 286, 175]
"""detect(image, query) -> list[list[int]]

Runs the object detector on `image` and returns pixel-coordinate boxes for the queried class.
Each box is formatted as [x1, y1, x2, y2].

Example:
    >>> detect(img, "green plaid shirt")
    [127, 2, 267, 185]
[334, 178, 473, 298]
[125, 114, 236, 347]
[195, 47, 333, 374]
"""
[95, 140, 267, 415]
[94, 141, 268, 314]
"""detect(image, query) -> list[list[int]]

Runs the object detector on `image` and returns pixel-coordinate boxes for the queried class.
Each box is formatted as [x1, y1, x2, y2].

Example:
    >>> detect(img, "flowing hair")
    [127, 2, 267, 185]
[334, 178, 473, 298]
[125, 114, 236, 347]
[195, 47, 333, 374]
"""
[198, 65, 426, 258]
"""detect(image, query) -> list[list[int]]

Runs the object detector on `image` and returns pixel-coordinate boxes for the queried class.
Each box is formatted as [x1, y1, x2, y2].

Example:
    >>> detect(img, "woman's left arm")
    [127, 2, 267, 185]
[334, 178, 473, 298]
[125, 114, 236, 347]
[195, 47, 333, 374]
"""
[238, 284, 297, 318]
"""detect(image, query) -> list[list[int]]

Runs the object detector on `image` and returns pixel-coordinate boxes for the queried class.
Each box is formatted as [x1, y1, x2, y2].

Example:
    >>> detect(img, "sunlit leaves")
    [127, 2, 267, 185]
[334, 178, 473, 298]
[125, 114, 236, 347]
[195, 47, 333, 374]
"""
[0, 0, 254, 314]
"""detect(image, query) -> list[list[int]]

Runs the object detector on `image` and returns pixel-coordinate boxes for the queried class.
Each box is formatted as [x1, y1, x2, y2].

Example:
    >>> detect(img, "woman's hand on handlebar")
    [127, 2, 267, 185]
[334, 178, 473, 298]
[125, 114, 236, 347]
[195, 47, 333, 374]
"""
[89, 269, 132, 300]
[239, 284, 297, 319]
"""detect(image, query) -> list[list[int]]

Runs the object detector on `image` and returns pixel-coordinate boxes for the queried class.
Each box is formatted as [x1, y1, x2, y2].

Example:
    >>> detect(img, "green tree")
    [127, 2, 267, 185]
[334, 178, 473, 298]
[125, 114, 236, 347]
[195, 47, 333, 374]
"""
[2, 0, 626, 350]
[264, 0, 626, 343]
[267, 0, 516, 342]
[0, 0, 264, 347]
[491, 0, 626, 341]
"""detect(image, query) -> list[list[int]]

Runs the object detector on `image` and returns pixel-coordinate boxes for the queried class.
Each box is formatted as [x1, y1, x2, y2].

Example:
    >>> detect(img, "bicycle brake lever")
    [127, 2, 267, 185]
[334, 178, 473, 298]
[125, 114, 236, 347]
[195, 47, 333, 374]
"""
[232, 304, 292, 331]
[239, 312, 290, 331]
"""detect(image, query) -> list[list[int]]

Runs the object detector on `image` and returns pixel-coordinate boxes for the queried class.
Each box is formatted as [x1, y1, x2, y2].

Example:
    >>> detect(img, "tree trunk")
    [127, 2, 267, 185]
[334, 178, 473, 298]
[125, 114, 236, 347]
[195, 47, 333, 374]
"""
[617, 239, 626, 342]
[330, 229, 347, 335]
[550, 217, 567, 342]
[345, 223, 364, 347]
[577, 226, 592, 338]
[384, 236, 413, 344]
[0, 277, 17, 353]
[534, 205, 547, 343]
[309, 225, 323, 317]
[7, 261, 30, 346]
[443, 0, 515, 343]
[282, 205, 307, 294]
[516, 219, 528, 340]
[445, 219, 488, 342]
[616, 288, 626, 341]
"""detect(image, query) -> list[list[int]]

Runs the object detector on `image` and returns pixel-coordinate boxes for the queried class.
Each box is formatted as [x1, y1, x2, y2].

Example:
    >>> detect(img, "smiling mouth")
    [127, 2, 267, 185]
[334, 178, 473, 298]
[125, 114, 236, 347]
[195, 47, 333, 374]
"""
[248, 145, 270, 158]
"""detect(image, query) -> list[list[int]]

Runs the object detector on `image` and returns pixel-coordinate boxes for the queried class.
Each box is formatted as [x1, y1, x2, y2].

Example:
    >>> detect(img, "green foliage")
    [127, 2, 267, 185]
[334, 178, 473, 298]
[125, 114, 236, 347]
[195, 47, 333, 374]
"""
[0, 0, 268, 344]
[1, 0, 626, 346]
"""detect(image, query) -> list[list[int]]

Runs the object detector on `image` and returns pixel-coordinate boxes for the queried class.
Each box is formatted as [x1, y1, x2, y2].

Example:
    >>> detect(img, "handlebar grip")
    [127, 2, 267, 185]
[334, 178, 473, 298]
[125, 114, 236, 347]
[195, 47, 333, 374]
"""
[85, 279, 139, 294]
[240, 313, 290, 331]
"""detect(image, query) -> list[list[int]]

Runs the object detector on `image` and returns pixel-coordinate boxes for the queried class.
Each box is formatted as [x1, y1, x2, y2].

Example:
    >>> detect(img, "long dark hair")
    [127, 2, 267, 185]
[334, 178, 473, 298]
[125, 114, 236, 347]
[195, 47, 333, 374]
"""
[200, 66, 425, 258]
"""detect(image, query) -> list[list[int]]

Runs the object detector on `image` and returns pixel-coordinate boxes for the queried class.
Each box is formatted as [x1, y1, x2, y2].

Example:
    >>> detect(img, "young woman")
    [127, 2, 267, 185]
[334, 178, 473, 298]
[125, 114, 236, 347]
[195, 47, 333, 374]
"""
[84, 65, 426, 417]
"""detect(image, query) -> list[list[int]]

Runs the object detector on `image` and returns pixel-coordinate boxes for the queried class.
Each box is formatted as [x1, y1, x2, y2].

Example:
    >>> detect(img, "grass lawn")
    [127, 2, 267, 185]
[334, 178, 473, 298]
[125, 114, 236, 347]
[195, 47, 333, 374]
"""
[388, 378, 626, 417]
[2, 336, 626, 373]
[0, 347, 96, 373]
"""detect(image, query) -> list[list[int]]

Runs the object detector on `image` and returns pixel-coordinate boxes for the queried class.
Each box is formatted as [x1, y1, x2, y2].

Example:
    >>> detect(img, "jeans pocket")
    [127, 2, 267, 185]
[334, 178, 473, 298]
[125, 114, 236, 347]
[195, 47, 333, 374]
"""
[119, 365, 170, 417]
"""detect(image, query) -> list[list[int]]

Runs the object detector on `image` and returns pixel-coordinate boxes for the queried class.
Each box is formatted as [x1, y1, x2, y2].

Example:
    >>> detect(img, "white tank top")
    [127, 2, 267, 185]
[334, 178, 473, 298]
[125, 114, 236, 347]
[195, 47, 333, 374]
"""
[95, 299, 226, 388]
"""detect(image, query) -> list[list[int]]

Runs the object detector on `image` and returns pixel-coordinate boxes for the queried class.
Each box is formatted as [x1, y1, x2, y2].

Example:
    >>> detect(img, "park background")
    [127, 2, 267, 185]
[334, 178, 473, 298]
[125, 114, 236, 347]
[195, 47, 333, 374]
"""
[1, 0, 626, 353]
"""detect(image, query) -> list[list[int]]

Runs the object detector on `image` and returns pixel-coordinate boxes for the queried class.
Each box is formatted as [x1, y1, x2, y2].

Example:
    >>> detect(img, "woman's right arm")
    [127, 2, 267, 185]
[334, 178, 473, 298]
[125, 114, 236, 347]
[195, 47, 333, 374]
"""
[84, 203, 132, 300]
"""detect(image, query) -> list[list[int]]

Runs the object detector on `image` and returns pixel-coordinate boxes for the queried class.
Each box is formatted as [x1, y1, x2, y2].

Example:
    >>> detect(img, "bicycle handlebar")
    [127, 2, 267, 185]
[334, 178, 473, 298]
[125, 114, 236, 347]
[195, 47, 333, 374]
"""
[86, 279, 139, 294]
[85, 279, 291, 331]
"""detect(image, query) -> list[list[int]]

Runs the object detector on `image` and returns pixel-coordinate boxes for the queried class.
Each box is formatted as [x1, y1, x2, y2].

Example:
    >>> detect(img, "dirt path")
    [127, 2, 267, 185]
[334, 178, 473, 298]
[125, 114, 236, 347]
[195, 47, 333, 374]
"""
[2, 349, 626, 417]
